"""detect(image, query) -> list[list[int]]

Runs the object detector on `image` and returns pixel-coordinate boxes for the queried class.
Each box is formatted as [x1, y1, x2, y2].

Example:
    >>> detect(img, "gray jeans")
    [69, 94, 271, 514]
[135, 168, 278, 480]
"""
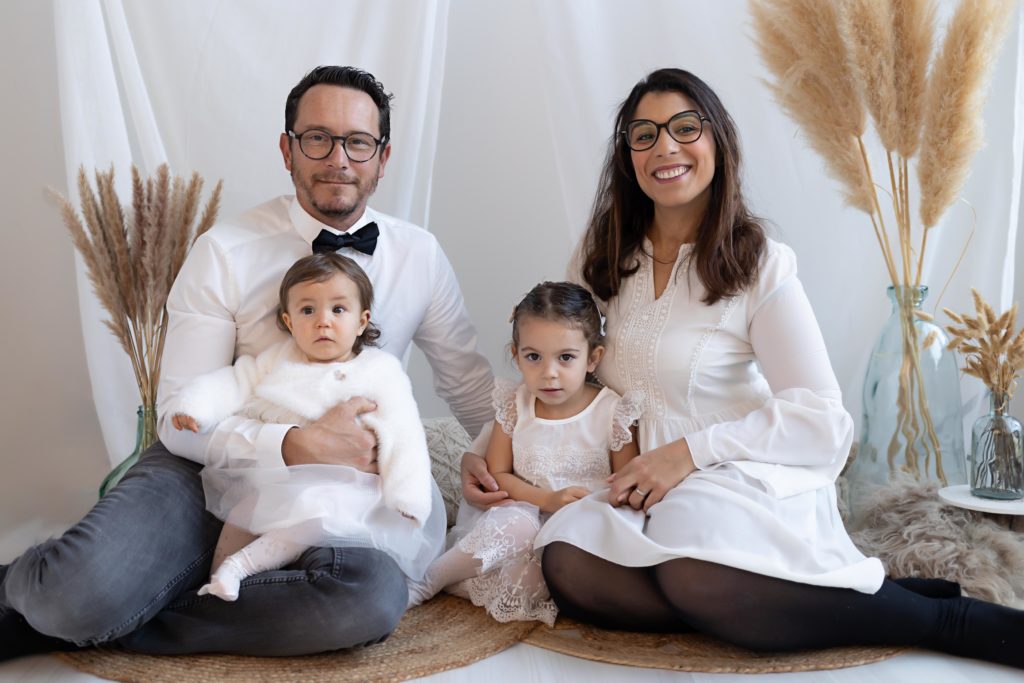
[1, 443, 407, 655]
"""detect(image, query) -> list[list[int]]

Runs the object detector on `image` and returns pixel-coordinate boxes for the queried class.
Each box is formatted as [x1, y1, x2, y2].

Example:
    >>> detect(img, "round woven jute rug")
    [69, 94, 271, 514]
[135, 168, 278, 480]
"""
[523, 617, 907, 674]
[56, 595, 537, 683]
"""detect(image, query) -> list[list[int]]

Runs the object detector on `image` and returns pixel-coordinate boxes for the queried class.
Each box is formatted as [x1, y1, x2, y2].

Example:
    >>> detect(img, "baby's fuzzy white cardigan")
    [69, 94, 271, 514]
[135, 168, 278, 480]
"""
[166, 340, 433, 525]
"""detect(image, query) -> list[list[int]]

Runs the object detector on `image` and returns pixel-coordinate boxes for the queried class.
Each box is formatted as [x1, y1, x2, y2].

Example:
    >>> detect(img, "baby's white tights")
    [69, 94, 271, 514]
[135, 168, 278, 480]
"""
[199, 534, 306, 601]
[406, 547, 479, 608]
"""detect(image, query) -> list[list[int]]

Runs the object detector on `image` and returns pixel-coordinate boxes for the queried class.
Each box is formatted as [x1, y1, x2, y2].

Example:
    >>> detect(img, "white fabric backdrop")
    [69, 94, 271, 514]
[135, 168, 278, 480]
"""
[55, 0, 451, 462]
[54, 0, 1024, 465]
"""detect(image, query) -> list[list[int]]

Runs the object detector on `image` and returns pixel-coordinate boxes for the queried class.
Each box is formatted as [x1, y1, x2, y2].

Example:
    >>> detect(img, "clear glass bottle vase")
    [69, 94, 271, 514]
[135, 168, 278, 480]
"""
[99, 405, 157, 497]
[850, 286, 966, 507]
[970, 392, 1024, 500]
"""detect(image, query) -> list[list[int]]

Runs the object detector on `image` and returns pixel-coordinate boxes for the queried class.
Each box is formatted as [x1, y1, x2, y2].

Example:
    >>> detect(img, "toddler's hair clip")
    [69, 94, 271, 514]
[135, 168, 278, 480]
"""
[508, 306, 516, 324]
[589, 291, 607, 337]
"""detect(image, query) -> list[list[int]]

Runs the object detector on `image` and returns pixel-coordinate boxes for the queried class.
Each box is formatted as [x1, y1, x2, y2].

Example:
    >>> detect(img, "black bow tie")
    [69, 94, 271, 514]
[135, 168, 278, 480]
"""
[311, 222, 379, 255]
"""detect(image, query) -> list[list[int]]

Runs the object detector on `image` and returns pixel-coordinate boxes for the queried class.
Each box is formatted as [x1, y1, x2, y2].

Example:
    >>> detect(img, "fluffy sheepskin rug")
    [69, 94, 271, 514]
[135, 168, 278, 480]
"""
[843, 476, 1024, 608]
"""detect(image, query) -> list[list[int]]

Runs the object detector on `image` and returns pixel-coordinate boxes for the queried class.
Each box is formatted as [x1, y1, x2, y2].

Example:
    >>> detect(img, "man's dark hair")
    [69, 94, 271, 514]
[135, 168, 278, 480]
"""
[284, 66, 394, 142]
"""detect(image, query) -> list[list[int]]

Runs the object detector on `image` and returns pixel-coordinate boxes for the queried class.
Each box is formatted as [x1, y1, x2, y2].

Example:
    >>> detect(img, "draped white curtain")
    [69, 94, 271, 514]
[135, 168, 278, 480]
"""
[55, 0, 1024, 465]
[54, 0, 450, 462]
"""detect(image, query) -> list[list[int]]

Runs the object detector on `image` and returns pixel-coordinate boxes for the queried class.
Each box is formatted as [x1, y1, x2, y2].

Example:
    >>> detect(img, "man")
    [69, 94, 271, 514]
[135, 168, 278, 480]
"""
[1, 66, 494, 658]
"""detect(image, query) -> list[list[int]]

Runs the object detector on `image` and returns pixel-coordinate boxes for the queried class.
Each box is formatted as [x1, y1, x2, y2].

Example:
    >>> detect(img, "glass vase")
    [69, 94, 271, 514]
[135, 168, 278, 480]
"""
[99, 405, 157, 497]
[970, 392, 1024, 500]
[849, 286, 966, 512]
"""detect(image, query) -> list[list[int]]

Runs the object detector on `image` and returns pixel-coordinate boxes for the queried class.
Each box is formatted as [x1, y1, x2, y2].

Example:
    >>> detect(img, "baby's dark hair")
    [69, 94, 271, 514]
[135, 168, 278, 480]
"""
[276, 252, 381, 354]
[511, 281, 604, 352]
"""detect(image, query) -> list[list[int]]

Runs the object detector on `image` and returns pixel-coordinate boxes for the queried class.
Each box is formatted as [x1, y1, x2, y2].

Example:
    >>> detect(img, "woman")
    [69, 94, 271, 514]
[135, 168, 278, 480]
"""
[462, 68, 1023, 668]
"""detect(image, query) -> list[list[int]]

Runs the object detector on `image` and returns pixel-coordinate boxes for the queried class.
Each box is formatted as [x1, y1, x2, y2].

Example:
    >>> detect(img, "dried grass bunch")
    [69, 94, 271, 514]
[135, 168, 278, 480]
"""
[56, 164, 222, 416]
[750, 0, 1014, 483]
[751, 0, 1012, 277]
[943, 291, 1024, 404]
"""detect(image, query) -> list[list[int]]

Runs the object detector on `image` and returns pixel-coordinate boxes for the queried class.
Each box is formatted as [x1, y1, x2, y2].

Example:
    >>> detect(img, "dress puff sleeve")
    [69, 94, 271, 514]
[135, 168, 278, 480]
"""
[684, 242, 855, 498]
[609, 390, 644, 452]
[492, 377, 520, 436]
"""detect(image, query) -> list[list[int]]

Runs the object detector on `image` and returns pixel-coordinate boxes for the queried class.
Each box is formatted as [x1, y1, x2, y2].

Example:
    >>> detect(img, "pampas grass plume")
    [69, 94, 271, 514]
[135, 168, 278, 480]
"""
[842, 0, 900, 152]
[751, 0, 873, 211]
[918, 0, 1014, 228]
[55, 163, 222, 409]
[891, 0, 937, 157]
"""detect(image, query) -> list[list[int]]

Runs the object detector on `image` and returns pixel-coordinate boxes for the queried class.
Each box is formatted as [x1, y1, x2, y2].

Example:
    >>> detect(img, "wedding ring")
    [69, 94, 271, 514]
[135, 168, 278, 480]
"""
[633, 488, 649, 498]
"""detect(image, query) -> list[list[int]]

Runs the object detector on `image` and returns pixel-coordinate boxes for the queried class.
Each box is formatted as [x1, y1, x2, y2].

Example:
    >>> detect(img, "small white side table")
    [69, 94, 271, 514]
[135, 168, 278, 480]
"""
[939, 484, 1024, 523]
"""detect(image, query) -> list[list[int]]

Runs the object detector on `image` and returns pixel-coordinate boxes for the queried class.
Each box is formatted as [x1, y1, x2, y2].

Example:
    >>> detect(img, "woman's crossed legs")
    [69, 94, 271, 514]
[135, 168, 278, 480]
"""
[542, 542, 1024, 669]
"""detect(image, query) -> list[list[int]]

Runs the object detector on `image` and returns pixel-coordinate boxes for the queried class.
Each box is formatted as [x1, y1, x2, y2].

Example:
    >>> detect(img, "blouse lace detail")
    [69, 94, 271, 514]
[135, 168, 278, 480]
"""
[492, 377, 520, 435]
[609, 391, 644, 452]
[614, 255, 681, 422]
[686, 295, 739, 416]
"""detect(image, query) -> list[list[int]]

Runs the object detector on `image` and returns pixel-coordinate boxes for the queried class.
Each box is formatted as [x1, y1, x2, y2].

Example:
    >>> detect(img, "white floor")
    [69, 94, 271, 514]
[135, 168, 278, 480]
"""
[2, 647, 1023, 683]
[3, 524, 1023, 683]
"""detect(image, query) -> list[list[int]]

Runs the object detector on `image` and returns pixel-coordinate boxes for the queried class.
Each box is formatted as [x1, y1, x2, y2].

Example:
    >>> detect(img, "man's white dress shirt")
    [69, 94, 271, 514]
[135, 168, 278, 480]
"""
[158, 196, 494, 469]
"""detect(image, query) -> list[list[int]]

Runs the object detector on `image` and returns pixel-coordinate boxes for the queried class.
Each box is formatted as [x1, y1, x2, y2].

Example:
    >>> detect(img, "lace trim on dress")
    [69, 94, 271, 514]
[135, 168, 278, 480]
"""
[686, 296, 739, 416]
[513, 443, 611, 490]
[492, 377, 520, 435]
[456, 505, 541, 572]
[609, 390, 645, 452]
[454, 504, 557, 626]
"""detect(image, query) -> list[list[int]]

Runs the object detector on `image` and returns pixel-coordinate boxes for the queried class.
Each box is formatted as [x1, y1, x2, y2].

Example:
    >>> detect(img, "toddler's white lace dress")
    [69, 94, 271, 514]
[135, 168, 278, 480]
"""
[447, 378, 642, 625]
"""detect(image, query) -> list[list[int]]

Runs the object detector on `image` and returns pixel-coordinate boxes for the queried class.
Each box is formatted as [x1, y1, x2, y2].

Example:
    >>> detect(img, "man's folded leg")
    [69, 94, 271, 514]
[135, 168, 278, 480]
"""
[2, 444, 221, 655]
[117, 546, 408, 656]
[0, 564, 80, 660]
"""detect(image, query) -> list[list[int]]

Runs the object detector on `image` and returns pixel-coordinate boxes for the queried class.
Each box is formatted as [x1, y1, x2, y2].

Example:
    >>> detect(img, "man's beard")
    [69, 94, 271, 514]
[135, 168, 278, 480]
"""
[314, 198, 358, 219]
[293, 169, 378, 220]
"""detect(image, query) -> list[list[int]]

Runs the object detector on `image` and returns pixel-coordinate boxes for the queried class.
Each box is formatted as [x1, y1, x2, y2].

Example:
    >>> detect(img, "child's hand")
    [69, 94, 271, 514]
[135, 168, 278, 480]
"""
[172, 413, 200, 433]
[544, 486, 589, 513]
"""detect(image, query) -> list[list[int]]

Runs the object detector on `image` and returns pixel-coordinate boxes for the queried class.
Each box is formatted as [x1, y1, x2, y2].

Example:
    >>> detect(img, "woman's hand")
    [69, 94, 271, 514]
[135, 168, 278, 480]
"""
[460, 451, 510, 509]
[608, 438, 696, 513]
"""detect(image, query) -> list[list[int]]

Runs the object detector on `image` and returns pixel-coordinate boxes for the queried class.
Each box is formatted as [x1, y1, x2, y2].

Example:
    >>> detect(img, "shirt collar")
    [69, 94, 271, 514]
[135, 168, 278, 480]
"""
[288, 197, 378, 244]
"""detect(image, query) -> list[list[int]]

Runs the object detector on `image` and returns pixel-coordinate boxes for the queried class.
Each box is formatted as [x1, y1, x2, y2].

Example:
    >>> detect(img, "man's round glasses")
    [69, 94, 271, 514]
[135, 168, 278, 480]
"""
[287, 129, 384, 163]
[621, 111, 710, 152]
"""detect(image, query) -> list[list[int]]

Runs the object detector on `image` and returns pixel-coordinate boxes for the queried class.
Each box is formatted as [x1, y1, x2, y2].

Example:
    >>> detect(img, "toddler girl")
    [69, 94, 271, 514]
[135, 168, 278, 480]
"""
[406, 281, 642, 625]
[165, 252, 442, 600]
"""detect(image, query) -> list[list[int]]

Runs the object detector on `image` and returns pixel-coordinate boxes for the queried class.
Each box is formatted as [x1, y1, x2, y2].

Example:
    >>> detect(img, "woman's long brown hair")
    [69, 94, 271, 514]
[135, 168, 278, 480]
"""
[580, 68, 766, 305]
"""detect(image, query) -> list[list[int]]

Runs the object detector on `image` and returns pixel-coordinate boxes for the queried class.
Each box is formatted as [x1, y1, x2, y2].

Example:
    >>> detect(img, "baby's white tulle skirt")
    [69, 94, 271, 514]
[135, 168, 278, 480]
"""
[201, 463, 445, 581]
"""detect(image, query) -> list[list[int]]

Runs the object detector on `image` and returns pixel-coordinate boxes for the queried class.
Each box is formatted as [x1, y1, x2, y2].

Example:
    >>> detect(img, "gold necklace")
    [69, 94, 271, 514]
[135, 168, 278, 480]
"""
[643, 248, 678, 265]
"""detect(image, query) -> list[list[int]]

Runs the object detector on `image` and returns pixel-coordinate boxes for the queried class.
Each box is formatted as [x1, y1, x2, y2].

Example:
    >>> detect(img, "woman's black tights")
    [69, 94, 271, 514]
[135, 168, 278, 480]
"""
[542, 542, 1024, 669]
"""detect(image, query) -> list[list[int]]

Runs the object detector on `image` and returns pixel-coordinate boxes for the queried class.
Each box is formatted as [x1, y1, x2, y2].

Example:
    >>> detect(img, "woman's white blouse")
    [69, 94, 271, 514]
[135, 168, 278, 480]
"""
[598, 238, 854, 498]
[541, 237, 883, 593]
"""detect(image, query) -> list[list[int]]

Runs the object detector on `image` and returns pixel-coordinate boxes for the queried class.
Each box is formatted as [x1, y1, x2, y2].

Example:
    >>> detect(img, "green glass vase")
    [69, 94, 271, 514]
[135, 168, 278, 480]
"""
[99, 405, 157, 497]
